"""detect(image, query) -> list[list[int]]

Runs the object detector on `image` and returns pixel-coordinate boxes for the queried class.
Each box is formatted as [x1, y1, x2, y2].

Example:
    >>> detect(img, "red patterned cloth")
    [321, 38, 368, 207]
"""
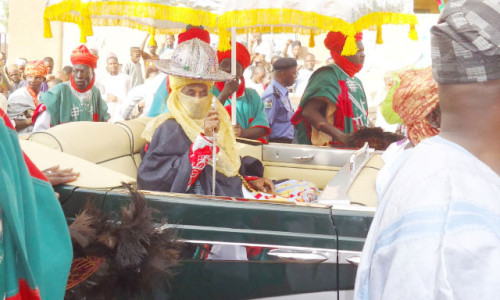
[217, 42, 251, 70]
[26, 85, 39, 107]
[187, 134, 220, 190]
[392, 67, 440, 145]
[215, 42, 250, 98]
[24, 60, 48, 78]
[70, 45, 98, 69]
[324, 31, 363, 77]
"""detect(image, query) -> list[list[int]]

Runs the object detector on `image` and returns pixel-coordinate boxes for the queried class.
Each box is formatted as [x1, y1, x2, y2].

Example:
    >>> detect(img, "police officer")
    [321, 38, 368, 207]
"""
[261, 57, 297, 143]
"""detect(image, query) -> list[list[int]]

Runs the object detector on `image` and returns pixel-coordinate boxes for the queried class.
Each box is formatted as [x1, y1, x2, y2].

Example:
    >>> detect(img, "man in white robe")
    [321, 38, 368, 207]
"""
[96, 53, 130, 122]
[355, 1, 500, 299]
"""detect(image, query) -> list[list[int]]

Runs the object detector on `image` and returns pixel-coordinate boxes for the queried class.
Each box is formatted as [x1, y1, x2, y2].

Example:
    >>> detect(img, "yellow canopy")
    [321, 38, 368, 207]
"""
[44, 0, 418, 55]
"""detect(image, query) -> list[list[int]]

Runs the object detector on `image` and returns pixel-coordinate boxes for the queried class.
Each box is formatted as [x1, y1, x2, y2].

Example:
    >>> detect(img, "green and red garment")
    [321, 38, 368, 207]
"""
[212, 84, 271, 144]
[291, 64, 368, 146]
[33, 82, 110, 126]
[0, 109, 72, 300]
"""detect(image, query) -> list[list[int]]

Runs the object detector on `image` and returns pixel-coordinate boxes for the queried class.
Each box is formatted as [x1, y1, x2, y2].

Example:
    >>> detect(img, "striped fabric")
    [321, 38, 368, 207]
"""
[355, 136, 500, 299]
[431, 0, 500, 83]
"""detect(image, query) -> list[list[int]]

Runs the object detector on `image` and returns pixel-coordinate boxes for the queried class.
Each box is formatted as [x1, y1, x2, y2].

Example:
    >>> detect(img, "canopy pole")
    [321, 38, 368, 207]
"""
[231, 27, 237, 125]
[211, 96, 217, 196]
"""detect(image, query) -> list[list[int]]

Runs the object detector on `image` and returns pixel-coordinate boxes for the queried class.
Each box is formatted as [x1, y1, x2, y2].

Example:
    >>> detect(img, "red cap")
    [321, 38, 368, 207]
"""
[324, 31, 363, 55]
[70, 45, 98, 69]
[217, 42, 251, 70]
[178, 27, 210, 44]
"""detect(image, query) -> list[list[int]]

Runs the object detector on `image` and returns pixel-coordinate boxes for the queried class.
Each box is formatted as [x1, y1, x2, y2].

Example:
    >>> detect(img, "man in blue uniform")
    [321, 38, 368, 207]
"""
[261, 57, 297, 143]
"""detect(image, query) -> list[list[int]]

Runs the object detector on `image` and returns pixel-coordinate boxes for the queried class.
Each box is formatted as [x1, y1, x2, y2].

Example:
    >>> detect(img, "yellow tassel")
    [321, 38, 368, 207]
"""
[376, 25, 383, 44]
[149, 30, 157, 46]
[341, 34, 358, 56]
[44, 18, 53, 39]
[218, 30, 230, 52]
[409, 24, 418, 41]
[77, 20, 89, 44]
[81, 18, 94, 37]
[308, 31, 315, 48]
[80, 33, 87, 44]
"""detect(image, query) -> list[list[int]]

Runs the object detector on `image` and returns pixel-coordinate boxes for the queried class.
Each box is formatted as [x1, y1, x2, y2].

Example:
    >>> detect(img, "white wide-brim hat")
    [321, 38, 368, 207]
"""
[155, 38, 234, 82]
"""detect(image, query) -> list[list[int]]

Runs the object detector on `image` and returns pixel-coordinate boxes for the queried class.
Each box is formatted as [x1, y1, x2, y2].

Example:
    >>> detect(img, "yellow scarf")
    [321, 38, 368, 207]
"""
[142, 76, 241, 177]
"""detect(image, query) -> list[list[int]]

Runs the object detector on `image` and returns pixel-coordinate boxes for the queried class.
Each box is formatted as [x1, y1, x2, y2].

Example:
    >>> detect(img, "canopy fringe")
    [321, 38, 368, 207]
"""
[376, 25, 383, 44]
[409, 24, 418, 41]
[44, 2, 418, 54]
[44, 18, 53, 38]
[308, 30, 315, 48]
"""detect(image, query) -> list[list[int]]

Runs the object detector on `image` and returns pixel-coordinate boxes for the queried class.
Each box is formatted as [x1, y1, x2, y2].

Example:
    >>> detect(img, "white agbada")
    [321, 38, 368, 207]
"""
[96, 72, 130, 122]
[293, 68, 314, 95]
[355, 135, 500, 300]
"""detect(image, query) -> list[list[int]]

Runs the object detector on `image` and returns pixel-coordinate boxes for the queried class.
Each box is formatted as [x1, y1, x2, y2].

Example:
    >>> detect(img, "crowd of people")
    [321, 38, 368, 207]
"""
[2, 27, 350, 147]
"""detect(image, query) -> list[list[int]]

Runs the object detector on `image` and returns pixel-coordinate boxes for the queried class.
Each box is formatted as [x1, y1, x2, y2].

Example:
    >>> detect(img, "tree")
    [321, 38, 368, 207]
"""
[0, 0, 8, 32]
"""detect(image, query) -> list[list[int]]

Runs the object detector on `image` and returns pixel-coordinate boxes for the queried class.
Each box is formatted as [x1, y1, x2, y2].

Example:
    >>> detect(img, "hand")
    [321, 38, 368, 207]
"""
[232, 123, 242, 137]
[337, 132, 349, 145]
[24, 109, 34, 119]
[43, 165, 80, 186]
[203, 109, 220, 137]
[286, 39, 292, 46]
[248, 178, 275, 194]
[106, 94, 118, 103]
[222, 78, 239, 94]
[138, 100, 146, 109]
[218, 78, 239, 102]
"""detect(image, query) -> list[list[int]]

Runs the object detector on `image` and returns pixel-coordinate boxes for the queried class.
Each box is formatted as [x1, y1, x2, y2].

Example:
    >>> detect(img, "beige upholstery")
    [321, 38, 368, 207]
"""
[346, 154, 384, 207]
[26, 117, 341, 191]
[236, 138, 263, 161]
[116, 117, 151, 167]
[28, 118, 150, 178]
[20, 140, 135, 189]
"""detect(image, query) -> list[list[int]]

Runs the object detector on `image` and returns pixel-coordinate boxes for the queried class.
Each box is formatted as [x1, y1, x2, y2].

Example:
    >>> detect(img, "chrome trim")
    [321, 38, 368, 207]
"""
[291, 154, 314, 161]
[255, 290, 353, 300]
[347, 147, 376, 184]
[332, 206, 376, 213]
[346, 255, 361, 266]
[349, 142, 370, 172]
[262, 143, 355, 167]
[177, 238, 362, 265]
[267, 249, 328, 263]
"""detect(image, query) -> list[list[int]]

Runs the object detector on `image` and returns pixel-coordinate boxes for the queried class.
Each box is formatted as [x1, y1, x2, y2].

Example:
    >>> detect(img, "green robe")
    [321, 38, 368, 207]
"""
[292, 64, 368, 145]
[212, 86, 270, 132]
[40, 82, 110, 126]
[0, 110, 72, 300]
